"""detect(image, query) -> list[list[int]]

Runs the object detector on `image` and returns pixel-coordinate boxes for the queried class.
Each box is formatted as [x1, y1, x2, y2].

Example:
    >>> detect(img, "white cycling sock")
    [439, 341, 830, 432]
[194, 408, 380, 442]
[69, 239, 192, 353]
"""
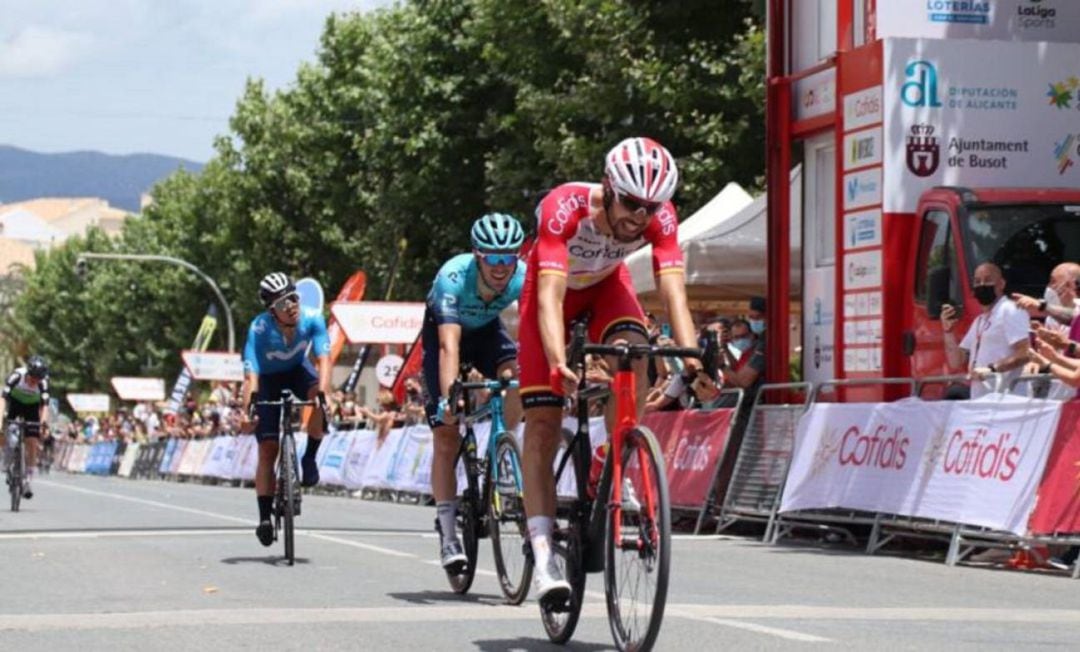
[436, 500, 458, 542]
[528, 516, 554, 569]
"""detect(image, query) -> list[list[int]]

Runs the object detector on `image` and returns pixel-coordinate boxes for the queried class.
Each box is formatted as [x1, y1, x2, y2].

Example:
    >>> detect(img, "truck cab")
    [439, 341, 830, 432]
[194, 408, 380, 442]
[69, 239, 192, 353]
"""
[905, 187, 1080, 382]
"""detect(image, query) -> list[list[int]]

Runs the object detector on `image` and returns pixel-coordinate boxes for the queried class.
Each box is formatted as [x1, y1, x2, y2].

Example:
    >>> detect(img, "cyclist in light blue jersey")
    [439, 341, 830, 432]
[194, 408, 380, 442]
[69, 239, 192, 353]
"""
[423, 213, 526, 572]
[241, 272, 332, 547]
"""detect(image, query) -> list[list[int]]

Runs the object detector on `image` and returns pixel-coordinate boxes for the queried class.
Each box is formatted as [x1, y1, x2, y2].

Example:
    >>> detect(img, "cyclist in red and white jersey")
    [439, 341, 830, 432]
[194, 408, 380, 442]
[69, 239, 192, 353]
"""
[519, 137, 701, 600]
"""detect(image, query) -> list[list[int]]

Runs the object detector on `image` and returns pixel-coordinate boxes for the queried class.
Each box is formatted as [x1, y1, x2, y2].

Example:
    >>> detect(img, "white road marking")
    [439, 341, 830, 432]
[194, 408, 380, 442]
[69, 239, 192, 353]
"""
[36, 480, 251, 524]
[668, 604, 1080, 623]
[695, 616, 832, 643]
[305, 532, 417, 558]
[0, 529, 245, 540]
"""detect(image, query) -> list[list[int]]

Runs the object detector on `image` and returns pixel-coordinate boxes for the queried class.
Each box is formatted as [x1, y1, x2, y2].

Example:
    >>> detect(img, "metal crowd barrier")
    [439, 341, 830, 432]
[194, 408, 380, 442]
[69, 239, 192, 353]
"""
[769, 378, 918, 545]
[715, 382, 812, 541]
[690, 387, 744, 535]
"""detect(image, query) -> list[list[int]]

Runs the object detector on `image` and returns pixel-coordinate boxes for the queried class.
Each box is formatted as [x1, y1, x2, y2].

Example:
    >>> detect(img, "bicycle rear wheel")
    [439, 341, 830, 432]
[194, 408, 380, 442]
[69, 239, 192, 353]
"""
[279, 435, 298, 566]
[604, 426, 671, 652]
[541, 428, 588, 644]
[489, 431, 532, 605]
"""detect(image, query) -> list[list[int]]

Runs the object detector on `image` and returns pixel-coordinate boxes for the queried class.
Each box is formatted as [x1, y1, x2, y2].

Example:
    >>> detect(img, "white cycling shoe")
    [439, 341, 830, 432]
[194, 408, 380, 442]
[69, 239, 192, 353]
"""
[533, 556, 572, 603]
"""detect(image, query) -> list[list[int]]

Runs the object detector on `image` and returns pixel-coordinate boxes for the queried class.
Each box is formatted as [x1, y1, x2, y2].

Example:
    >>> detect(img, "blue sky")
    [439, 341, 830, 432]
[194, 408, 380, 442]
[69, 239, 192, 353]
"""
[0, 0, 390, 162]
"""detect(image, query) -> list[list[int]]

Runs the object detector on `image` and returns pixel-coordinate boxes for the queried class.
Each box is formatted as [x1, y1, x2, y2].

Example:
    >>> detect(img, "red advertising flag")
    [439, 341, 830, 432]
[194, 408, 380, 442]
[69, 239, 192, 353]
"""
[1028, 401, 1080, 535]
[641, 409, 735, 510]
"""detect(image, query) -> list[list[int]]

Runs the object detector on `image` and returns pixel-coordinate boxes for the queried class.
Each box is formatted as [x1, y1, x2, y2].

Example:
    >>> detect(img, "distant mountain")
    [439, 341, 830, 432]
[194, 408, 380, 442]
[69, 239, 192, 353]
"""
[0, 145, 204, 213]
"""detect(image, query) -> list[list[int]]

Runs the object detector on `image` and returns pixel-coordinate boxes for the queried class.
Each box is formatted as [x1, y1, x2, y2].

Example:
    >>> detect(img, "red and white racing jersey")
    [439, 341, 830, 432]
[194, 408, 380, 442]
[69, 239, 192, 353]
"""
[531, 182, 683, 290]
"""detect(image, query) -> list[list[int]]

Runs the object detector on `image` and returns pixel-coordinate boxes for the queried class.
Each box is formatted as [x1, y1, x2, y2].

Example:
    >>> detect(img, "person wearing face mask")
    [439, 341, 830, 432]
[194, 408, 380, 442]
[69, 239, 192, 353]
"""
[718, 318, 765, 397]
[1010, 262, 1080, 332]
[941, 262, 1030, 398]
[748, 296, 767, 351]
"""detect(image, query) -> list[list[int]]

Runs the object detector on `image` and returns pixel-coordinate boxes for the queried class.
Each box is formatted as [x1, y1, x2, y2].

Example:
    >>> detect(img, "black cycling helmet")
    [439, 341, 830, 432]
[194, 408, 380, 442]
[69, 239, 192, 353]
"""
[26, 355, 48, 379]
[258, 272, 297, 308]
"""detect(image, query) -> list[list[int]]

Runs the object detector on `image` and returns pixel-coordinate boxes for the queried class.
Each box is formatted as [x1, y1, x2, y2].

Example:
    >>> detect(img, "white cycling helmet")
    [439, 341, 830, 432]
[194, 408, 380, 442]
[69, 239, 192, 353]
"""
[258, 272, 296, 307]
[604, 137, 679, 204]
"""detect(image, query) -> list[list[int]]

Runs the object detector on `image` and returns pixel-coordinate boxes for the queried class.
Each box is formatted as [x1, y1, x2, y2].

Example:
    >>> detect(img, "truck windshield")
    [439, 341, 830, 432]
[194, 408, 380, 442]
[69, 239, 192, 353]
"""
[961, 204, 1080, 298]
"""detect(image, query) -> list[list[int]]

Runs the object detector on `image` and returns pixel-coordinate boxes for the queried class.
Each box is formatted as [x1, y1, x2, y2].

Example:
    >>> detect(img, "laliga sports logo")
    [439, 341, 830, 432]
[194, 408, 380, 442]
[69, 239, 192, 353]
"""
[901, 61, 942, 108]
[906, 123, 940, 177]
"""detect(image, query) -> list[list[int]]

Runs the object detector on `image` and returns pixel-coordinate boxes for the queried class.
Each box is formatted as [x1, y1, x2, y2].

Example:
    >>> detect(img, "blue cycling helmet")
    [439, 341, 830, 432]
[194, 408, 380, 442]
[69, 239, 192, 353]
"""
[471, 213, 525, 252]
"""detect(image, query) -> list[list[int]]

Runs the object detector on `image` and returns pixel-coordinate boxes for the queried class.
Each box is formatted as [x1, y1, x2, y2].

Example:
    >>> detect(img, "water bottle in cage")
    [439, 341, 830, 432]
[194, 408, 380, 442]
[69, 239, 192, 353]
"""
[587, 441, 609, 499]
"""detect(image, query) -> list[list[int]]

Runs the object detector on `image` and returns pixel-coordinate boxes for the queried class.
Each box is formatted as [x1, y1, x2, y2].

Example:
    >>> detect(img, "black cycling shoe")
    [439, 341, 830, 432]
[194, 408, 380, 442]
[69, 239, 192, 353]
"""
[256, 520, 275, 547]
[301, 455, 319, 488]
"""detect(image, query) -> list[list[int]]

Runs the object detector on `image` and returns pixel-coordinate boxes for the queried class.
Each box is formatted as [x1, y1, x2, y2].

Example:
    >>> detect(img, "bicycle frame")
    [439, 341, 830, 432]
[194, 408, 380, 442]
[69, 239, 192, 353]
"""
[458, 377, 523, 511]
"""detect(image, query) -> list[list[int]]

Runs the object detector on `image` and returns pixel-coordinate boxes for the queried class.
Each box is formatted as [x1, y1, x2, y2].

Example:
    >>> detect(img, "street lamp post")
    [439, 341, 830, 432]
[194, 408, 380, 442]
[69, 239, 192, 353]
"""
[78, 253, 236, 353]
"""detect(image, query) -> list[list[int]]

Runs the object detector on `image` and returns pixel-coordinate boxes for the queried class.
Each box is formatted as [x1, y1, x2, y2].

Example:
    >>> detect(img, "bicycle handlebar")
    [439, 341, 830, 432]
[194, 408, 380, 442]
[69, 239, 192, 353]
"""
[249, 390, 330, 425]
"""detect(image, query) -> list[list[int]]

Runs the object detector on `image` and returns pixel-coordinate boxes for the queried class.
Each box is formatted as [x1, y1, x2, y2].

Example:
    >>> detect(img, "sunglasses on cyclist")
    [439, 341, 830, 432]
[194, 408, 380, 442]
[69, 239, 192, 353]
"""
[478, 253, 518, 267]
[617, 192, 662, 215]
[272, 293, 300, 311]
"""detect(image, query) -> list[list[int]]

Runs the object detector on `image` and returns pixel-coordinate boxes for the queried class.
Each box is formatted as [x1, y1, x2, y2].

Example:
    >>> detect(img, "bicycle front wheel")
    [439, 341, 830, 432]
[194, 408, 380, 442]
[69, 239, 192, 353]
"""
[604, 426, 671, 652]
[489, 431, 532, 605]
[280, 435, 298, 566]
[448, 488, 479, 594]
[9, 441, 23, 513]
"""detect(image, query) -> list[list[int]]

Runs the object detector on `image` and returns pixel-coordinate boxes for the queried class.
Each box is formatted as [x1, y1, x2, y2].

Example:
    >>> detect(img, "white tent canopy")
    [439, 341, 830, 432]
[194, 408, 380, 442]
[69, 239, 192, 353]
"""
[628, 166, 802, 303]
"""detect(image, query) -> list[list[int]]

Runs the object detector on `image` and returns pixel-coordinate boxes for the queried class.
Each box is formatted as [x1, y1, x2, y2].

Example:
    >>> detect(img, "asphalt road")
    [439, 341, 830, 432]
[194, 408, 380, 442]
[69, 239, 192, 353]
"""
[1, 473, 1079, 650]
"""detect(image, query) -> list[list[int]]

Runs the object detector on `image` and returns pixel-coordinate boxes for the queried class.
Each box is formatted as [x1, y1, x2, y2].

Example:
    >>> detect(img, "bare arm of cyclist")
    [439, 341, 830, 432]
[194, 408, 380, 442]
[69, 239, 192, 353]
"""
[437, 322, 462, 421]
[656, 270, 701, 372]
[538, 272, 578, 393]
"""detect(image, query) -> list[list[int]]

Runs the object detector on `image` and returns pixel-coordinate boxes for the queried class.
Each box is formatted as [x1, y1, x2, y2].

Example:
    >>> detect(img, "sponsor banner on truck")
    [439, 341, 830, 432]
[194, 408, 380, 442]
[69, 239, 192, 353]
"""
[884, 38, 1080, 213]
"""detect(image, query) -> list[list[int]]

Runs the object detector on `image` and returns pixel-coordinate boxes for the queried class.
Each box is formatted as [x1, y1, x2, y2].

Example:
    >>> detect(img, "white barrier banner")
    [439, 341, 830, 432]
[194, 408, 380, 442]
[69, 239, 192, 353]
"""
[780, 396, 1061, 534]
[117, 443, 140, 478]
[316, 431, 356, 486]
[167, 440, 188, 474]
[200, 437, 234, 478]
[68, 444, 88, 472]
[234, 436, 259, 481]
[387, 425, 434, 493]
[110, 376, 166, 401]
[218, 436, 243, 479]
[343, 430, 379, 489]
[362, 429, 404, 489]
[67, 393, 110, 413]
[182, 351, 245, 382]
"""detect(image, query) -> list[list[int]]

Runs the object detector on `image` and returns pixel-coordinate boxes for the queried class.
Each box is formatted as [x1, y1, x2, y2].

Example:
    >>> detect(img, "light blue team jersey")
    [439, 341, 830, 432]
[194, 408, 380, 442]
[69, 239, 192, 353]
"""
[243, 308, 331, 376]
[426, 253, 525, 330]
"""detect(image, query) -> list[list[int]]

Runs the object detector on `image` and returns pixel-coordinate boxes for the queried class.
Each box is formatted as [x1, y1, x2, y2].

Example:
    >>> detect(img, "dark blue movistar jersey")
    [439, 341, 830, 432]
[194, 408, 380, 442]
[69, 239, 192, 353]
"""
[425, 254, 525, 330]
[243, 308, 330, 376]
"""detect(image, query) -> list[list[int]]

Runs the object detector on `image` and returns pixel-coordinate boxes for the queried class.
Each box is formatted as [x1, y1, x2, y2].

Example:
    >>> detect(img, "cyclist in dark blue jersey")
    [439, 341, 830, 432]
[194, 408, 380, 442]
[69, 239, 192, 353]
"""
[241, 272, 332, 547]
[424, 213, 526, 572]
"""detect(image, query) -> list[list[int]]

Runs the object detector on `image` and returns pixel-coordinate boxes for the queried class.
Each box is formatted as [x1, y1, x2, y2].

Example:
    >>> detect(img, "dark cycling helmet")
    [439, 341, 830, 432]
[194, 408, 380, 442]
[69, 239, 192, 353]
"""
[258, 272, 296, 308]
[471, 213, 525, 252]
[26, 355, 48, 379]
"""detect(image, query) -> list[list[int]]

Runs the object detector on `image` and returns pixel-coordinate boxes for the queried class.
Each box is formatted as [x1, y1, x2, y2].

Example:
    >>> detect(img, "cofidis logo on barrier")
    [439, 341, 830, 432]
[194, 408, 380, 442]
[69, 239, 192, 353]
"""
[926, 1, 992, 24]
[902, 59, 1019, 111]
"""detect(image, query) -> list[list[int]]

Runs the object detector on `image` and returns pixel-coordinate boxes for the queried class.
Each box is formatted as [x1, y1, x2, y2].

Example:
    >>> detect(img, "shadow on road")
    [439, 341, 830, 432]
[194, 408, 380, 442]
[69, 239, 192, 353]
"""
[473, 637, 613, 651]
[387, 589, 504, 606]
[220, 555, 311, 566]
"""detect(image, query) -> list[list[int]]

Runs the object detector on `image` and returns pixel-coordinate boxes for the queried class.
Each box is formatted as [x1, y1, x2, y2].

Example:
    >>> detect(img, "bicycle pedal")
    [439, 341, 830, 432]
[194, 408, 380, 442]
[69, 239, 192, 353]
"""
[539, 592, 574, 614]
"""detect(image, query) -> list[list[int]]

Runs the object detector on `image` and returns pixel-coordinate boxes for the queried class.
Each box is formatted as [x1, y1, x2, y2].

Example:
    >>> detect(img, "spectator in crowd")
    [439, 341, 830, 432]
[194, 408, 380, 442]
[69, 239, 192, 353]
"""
[402, 376, 427, 425]
[748, 296, 767, 351]
[209, 381, 235, 410]
[359, 389, 401, 445]
[1029, 323, 1080, 390]
[719, 318, 765, 401]
[1012, 262, 1080, 331]
[941, 262, 1030, 398]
